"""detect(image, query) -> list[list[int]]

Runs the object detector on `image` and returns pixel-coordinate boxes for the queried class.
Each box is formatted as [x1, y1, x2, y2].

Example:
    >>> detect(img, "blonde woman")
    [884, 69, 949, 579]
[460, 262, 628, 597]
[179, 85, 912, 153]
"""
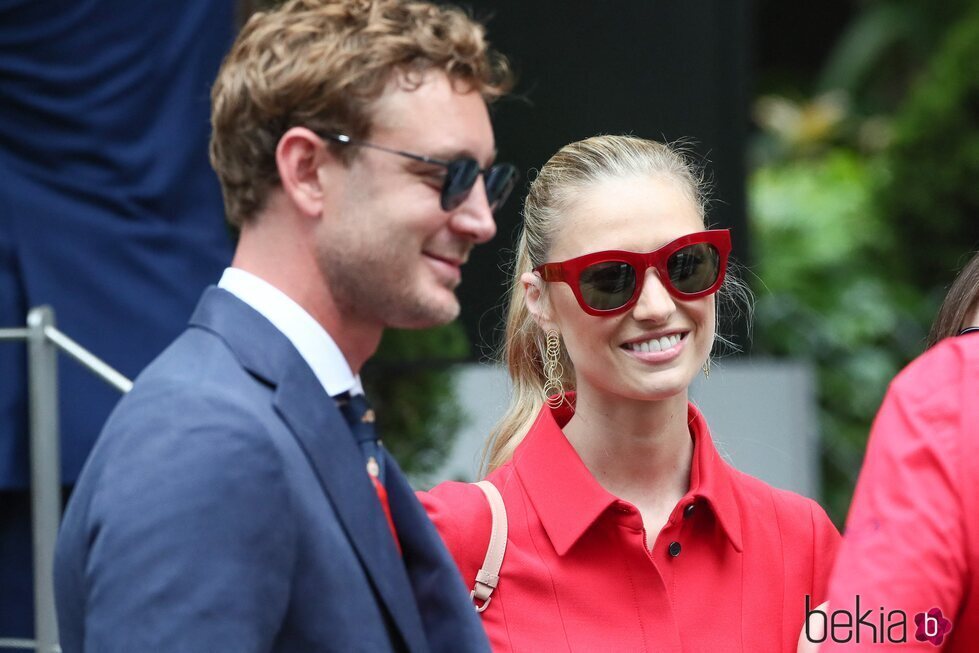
[421, 135, 840, 652]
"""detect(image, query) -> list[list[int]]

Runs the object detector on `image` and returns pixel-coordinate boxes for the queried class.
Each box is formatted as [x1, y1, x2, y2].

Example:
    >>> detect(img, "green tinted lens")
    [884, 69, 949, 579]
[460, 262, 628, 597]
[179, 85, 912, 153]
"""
[579, 261, 636, 310]
[667, 243, 720, 294]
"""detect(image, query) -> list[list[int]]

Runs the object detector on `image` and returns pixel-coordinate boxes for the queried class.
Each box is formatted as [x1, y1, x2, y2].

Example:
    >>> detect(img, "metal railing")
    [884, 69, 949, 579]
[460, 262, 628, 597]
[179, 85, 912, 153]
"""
[0, 306, 132, 653]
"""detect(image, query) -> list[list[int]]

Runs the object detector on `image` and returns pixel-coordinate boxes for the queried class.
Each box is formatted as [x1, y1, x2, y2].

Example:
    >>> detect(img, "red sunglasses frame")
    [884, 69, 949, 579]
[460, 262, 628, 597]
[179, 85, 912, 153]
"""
[534, 229, 732, 316]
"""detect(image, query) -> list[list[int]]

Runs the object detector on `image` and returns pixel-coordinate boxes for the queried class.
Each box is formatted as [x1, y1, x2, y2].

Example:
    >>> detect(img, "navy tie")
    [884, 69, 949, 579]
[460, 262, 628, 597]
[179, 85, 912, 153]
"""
[335, 391, 400, 551]
[335, 394, 492, 650]
[334, 392, 385, 484]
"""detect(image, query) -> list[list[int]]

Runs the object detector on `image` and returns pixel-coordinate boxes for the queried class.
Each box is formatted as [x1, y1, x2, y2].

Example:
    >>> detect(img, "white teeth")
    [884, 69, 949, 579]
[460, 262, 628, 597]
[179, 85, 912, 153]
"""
[626, 333, 684, 352]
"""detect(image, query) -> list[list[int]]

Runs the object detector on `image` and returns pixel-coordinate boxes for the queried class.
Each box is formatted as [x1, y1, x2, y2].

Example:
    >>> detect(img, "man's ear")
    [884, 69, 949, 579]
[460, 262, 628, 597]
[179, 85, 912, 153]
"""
[275, 127, 334, 218]
[520, 271, 558, 333]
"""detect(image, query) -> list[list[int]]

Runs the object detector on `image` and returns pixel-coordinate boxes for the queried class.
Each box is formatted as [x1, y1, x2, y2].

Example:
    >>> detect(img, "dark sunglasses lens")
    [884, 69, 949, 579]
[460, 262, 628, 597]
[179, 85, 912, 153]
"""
[441, 158, 481, 210]
[667, 243, 720, 294]
[579, 261, 636, 310]
[485, 164, 519, 211]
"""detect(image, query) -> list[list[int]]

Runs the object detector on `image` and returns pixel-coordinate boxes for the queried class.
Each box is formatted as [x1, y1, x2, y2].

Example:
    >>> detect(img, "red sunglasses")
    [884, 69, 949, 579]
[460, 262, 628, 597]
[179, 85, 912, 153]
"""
[534, 230, 732, 316]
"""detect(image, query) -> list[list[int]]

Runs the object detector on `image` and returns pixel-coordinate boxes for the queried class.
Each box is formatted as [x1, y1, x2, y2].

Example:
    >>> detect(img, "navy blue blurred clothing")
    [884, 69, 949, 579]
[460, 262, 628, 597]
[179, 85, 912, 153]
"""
[0, 0, 235, 637]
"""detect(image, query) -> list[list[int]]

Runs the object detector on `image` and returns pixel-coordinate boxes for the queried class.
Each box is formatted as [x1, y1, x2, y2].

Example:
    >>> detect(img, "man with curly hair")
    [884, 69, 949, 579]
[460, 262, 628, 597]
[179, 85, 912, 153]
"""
[54, 1, 515, 651]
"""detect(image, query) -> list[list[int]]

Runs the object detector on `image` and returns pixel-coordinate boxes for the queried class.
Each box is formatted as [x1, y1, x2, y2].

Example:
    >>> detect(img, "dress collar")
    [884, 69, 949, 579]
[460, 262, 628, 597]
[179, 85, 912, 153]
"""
[510, 394, 743, 556]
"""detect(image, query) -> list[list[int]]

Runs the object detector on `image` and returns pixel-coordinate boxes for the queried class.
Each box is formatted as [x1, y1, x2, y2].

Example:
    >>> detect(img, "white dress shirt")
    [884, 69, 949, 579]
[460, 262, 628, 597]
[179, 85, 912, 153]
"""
[218, 267, 364, 397]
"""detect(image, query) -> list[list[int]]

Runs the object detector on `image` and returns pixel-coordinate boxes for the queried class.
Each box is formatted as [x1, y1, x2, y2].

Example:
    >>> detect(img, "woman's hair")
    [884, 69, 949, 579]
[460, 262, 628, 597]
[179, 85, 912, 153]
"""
[483, 134, 751, 472]
[926, 251, 979, 348]
[210, 0, 512, 227]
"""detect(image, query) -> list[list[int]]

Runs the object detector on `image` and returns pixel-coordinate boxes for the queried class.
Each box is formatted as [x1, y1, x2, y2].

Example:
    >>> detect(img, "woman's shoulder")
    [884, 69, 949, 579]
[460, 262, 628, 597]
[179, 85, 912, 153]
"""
[418, 470, 514, 582]
[724, 466, 841, 604]
[420, 480, 492, 527]
[694, 398, 839, 548]
[726, 465, 840, 549]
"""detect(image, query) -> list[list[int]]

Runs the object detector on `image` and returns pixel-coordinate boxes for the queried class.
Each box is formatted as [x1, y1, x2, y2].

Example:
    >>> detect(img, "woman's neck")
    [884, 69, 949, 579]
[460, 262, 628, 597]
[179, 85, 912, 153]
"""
[562, 385, 693, 522]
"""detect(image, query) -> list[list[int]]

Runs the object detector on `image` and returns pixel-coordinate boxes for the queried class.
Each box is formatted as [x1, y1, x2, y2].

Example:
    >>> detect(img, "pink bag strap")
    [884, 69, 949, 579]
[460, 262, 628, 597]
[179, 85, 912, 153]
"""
[469, 480, 508, 614]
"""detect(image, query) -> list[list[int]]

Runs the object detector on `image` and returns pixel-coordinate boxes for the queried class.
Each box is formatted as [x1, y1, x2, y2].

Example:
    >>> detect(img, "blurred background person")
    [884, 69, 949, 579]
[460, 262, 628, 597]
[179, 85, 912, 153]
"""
[0, 0, 235, 639]
[421, 135, 840, 652]
[812, 252, 979, 651]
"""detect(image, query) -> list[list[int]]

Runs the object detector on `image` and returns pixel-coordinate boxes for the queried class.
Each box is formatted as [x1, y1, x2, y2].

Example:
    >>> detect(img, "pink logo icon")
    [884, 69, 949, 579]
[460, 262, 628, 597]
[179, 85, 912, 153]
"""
[914, 607, 952, 646]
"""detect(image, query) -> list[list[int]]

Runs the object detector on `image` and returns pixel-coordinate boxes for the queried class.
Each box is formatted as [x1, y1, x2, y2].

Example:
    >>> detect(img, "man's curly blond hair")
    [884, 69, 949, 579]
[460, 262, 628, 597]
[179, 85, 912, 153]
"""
[210, 0, 512, 227]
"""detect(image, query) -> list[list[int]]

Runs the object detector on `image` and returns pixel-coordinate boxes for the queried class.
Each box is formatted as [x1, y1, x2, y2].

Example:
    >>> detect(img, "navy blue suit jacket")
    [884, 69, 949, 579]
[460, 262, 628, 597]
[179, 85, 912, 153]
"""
[54, 288, 490, 652]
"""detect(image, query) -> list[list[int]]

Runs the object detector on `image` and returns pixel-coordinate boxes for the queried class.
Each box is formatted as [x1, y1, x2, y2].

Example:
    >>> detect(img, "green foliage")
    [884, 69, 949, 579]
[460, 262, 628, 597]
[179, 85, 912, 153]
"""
[876, 4, 979, 289]
[361, 322, 470, 478]
[815, 0, 972, 113]
[750, 150, 934, 523]
[752, 4, 979, 524]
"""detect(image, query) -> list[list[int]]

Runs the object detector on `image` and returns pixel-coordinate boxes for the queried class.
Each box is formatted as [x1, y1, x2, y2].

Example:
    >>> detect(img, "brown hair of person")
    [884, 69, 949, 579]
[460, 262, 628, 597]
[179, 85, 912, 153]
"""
[927, 251, 979, 348]
[210, 0, 512, 227]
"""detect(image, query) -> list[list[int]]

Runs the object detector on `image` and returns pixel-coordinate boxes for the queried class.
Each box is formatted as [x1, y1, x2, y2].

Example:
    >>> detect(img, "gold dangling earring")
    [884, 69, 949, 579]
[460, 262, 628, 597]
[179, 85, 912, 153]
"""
[542, 330, 566, 409]
[703, 358, 711, 379]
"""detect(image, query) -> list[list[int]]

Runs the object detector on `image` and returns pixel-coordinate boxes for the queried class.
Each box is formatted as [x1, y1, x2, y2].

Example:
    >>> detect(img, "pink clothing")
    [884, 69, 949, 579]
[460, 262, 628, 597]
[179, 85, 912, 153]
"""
[822, 334, 979, 651]
[421, 399, 840, 652]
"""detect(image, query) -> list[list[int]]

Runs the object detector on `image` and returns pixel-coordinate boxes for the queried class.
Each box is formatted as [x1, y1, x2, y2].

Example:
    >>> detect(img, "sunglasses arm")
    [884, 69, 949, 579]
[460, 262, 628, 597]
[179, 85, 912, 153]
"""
[536, 264, 563, 283]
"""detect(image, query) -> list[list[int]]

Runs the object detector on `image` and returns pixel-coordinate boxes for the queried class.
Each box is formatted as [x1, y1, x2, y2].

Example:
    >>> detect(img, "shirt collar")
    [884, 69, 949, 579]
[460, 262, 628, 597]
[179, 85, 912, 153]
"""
[511, 394, 743, 556]
[686, 401, 744, 552]
[217, 267, 363, 397]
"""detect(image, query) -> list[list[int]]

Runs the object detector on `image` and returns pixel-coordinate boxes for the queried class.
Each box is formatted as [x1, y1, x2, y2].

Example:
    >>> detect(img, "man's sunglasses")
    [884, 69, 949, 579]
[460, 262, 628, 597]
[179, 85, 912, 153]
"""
[534, 229, 732, 316]
[319, 133, 518, 212]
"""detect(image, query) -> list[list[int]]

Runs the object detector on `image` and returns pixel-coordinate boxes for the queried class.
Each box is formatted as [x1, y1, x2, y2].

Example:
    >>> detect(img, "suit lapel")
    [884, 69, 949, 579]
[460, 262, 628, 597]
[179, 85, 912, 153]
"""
[189, 288, 430, 653]
[384, 452, 491, 653]
[273, 371, 430, 653]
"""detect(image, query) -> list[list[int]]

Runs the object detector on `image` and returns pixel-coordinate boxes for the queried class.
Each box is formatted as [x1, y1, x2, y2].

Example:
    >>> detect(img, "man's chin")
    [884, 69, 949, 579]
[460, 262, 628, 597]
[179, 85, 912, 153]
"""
[385, 289, 460, 329]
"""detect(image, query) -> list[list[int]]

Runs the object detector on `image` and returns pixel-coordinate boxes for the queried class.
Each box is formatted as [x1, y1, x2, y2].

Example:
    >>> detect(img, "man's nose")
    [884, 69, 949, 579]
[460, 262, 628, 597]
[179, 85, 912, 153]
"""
[450, 177, 497, 244]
